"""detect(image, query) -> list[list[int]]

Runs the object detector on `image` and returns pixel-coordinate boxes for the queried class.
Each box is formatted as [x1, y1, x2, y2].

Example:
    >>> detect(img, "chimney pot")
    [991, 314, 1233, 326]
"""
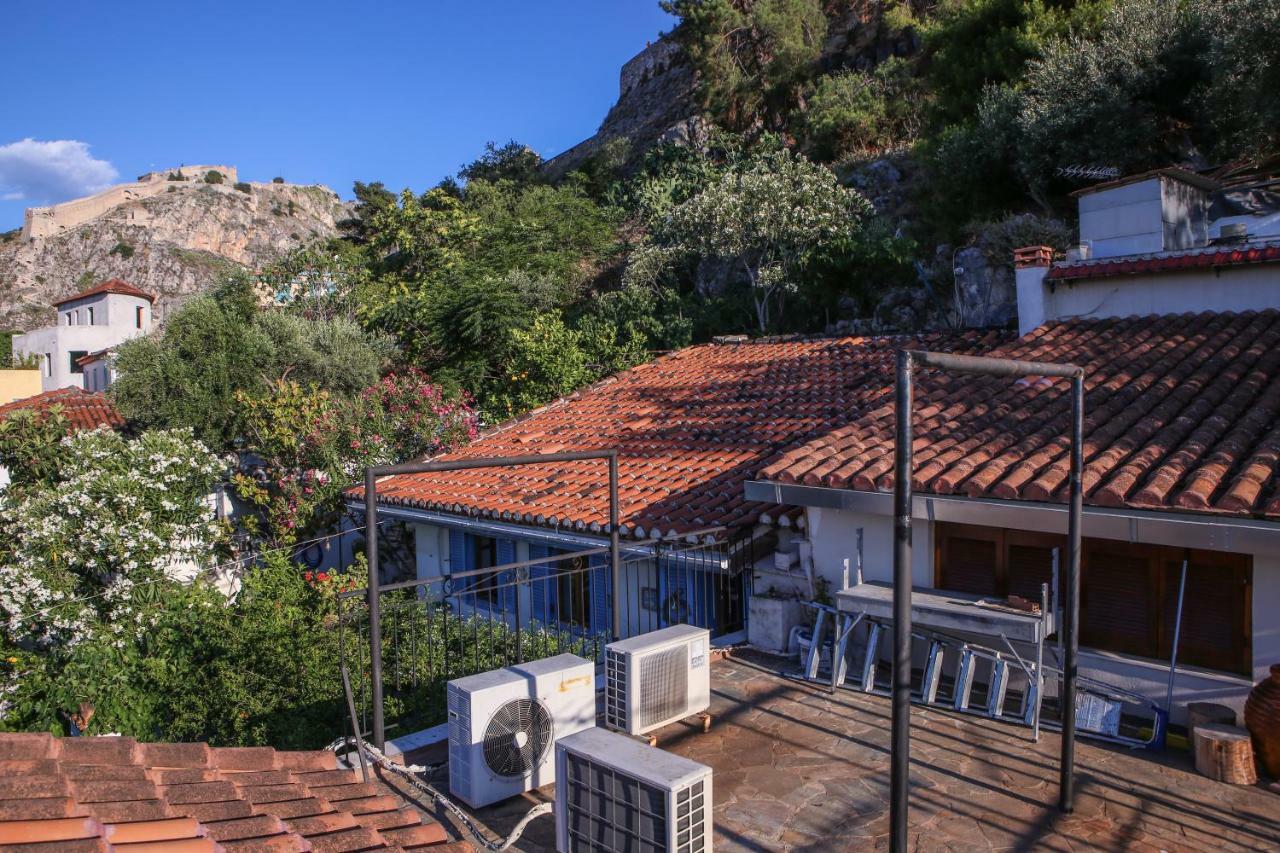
[1014, 245, 1054, 269]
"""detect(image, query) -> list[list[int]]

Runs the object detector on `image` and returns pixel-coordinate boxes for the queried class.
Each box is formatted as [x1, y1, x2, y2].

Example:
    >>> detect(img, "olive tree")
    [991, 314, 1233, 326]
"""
[627, 148, 871, 333]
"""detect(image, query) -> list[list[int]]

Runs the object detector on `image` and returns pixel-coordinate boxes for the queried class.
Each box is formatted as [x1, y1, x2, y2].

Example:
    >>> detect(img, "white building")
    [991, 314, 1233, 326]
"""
[13, 279, 155, 392]
[750, 167, 1280, 724]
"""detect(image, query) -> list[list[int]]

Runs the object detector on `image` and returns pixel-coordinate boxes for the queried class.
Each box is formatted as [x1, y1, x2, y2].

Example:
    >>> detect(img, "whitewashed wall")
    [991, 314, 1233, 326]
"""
[802, 506, 1276, 724]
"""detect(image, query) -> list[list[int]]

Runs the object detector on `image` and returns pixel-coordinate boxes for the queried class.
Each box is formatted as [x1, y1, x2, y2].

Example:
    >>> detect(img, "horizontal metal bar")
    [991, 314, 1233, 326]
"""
[368, 450, 617, 478]
[744, 479, 1280, 553]
[352, 502, 731, 566]
[909, 350, 1083, 379]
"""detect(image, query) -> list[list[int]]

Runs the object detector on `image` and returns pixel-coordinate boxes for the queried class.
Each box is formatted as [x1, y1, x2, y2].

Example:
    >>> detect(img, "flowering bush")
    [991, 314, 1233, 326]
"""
[0, 427, 227, 649]
[233, 371, 477, 548]
[0, 427, 230, 732]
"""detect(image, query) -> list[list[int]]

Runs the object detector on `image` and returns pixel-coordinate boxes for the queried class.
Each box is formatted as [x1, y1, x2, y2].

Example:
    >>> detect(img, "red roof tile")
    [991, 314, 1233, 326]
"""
[54, 278, 156, 307]
[0, 733, 464, 851]
[360, 331, 1008, 536]
[0, 387, 124, 432]
[761, 310, 1280, 520]
[1046, 243, 1280, 281]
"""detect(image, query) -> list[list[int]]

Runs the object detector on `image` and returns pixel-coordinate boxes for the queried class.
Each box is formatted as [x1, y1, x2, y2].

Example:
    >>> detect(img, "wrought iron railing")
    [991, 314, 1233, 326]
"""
[336, 530, 753, 746]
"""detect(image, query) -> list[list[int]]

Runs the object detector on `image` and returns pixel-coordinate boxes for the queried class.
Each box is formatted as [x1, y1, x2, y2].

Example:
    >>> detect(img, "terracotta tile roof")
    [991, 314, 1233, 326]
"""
[76, 348, 112, 368]
[1046, 242, 1280, 281]
[0, 387, 124, 432]
[0, 732, 466, 851]
[360, 331, 1008, 537]
[760, 310, 1280, 520]
[54, 278, 156, 307]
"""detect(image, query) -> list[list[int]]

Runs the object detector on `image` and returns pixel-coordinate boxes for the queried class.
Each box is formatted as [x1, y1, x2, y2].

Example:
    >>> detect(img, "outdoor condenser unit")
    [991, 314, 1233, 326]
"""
[556, 727, 713, 853]
[447, 653, 595, 809]
[605, 624, 711, 736]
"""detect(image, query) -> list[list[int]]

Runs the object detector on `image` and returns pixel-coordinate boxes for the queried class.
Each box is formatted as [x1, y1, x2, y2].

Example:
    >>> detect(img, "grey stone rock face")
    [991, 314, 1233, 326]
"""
[0, 181, 346, 330]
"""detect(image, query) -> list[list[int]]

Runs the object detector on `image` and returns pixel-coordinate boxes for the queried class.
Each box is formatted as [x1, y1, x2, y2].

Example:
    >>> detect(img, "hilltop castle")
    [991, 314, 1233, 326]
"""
[20, 165, 239, 241]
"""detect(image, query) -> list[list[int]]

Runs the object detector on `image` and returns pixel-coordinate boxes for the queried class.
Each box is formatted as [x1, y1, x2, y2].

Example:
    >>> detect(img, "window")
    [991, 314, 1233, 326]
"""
[65, 312, 73, 326]
[68, 351, 88, 375]
[557, 555, 592, 628]
[136, 306, 144, 329]
[470, 536, 500, 608]
[86, 307, 94, 325]
[44, 353, 52, 377]
[935, 523, 1252, 675]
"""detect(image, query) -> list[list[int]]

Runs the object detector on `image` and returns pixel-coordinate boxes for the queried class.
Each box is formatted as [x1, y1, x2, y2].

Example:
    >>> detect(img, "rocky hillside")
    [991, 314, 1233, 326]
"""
[0, 180, 347, 330]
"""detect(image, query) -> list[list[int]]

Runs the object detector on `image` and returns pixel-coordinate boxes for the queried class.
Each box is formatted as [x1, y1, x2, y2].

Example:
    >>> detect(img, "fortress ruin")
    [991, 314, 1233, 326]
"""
[20, 165, 239, 241]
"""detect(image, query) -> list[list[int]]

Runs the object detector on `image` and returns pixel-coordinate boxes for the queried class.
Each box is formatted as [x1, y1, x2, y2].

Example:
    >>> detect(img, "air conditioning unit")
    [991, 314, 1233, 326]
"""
[605, 625, 711, 736]
[448, 653, 596, 809]
[556, 727, 712, 853]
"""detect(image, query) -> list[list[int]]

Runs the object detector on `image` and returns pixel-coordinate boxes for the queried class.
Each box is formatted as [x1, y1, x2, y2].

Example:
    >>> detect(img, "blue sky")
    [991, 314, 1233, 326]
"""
[0, 2, 676, 229]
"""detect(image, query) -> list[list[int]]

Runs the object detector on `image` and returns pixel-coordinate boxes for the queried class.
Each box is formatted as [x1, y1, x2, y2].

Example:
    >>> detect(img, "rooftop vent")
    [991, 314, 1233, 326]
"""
[1214, 222, 1249, 244]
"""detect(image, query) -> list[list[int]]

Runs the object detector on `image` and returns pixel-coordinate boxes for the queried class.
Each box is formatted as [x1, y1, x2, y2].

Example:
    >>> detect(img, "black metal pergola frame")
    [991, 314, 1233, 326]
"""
[891, 350, 1085, 851]
[362, 450, 620, 750]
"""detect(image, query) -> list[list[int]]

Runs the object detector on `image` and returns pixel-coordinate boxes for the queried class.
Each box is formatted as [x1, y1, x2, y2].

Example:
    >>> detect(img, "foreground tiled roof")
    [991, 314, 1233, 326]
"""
[0, 387, 124, 432]
[0, 732, 467, 851]
[761, 310, 1280, 520]
[1047, 242, 1280, 281]
[362, 331, 1007, 537]
[54, 278, 156, 306]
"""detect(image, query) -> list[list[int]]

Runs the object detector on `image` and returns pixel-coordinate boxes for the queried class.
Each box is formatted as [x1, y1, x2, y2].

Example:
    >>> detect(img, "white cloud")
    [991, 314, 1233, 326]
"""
[0, 139, 118, 204]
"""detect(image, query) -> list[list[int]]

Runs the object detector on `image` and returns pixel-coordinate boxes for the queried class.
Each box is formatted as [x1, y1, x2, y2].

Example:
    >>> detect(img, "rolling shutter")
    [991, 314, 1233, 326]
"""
[1160, 554, 1251, 676]
[938, 529, 1000, 596]
[1005, 535, 1057, 605]
[1081, 544, 1154, 658]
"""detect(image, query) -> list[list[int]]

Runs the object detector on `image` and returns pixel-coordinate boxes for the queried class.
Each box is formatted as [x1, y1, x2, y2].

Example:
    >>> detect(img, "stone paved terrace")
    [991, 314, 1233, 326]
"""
[428, 650, 1280, 851]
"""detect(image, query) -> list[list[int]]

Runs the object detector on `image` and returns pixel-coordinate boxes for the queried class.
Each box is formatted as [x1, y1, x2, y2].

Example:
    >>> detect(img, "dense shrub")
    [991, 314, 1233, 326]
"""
[204, 170, 225, 185]
[111, 276, 395, 446]
[234, 182, 252, 194]
[800, 59, 923, 160]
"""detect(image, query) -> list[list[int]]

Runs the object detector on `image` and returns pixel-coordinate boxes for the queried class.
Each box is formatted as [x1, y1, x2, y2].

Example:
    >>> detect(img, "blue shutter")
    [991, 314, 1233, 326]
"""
[530, 543, 551, 623]
[496, 538, 517, 612]
[658, 557, 690, 628]
[590, 554, 612, 637]
[449, 530, 474, 593]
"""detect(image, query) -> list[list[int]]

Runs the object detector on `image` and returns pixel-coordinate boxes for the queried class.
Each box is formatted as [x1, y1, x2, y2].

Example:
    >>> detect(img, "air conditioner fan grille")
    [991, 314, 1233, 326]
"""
[483, 697, 552, 778]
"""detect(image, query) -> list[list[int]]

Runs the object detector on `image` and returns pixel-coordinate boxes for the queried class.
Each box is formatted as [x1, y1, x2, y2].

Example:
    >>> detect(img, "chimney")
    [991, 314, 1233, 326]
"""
[1013, 245, 1054, 336]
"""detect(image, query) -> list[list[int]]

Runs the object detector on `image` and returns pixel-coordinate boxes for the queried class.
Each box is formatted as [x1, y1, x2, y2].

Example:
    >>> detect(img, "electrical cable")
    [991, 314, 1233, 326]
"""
[326, 735, 552, 852]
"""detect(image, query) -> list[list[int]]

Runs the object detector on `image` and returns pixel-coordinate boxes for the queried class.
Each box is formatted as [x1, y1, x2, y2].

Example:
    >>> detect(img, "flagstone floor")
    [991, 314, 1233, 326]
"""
[432, 650, 1280, 851]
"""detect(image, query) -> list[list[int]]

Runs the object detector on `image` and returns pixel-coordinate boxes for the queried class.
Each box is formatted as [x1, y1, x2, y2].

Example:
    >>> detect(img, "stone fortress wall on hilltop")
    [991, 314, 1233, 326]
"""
[21, 165, 239, 241]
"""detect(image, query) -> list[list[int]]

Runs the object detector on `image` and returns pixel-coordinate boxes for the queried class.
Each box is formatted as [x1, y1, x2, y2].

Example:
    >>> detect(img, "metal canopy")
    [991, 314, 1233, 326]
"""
[362, 450, 621, 750]
[890, 350, 1084, 852]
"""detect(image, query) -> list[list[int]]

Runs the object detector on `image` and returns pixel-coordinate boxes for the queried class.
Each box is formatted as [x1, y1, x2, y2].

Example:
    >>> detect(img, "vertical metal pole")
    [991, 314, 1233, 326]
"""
[890, 350, 913, 853]
[364, 469, 385, 751]
[515, 569, 524, 664]
[1164, 558, 1189, 712]
[609, 452, 622, 641]
[341, 666, 370, 783]
[1059, 373, 1084, 813]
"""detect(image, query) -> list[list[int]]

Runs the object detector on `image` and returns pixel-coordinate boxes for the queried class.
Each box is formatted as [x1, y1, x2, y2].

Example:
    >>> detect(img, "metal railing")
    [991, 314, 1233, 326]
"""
[337, 527, 753, 748]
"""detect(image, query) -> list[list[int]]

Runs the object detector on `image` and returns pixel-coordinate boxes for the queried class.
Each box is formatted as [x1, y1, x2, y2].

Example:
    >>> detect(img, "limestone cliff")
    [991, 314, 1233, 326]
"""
[0, 180, 347, 330]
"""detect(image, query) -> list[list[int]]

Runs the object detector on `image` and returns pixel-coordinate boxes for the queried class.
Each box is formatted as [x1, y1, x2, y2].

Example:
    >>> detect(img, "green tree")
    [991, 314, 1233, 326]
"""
[459, 140, 545, 186]
[801, 58, 924, 160]
[665, 0, 829, 131]
[111, 276, 394, 447]
[626, 148, 872, 332]
[922, 0, 1110, 125]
